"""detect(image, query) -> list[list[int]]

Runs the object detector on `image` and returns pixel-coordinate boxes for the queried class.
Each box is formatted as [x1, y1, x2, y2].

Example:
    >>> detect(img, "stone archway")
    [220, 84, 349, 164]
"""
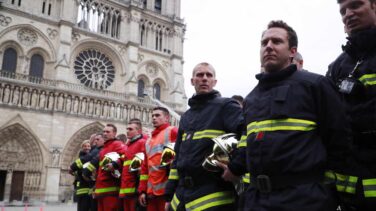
[59, 122, 104, 201]
[0, 123, 44, 202]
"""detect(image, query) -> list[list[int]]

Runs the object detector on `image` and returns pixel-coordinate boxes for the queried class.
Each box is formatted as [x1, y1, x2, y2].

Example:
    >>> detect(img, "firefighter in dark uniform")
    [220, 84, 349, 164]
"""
[164, 62, 244, 211]
[326, 0, 376, 210]
[71, 140, 92, 211]
[74, 134, 105, 211]
[221, 20, 352, 211]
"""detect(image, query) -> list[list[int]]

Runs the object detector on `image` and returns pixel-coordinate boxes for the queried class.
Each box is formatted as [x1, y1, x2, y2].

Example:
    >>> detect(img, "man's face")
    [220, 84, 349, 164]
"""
[339, 0, 376, 35]
[95, 135, 105, 147]
[103, 126, 116, 141]
[191, 66, 217, 94]
[260, 27, 296, 73]
[152, 110, 169, 128]
[127, 123, 140, 139]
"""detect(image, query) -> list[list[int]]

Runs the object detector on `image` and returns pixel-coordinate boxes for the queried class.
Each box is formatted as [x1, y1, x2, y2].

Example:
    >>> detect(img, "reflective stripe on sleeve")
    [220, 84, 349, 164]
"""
[359, 74, 376, 86]
[363, 178, 376, 197]
[325, 171, 357, 194]
[124, 160, 132, 166]
[119, 187, 136, 194]
[76, 188, 90, 195]
[168, 169, 179, 180]
[95, 186, 119, 194]
[75, 159, 83, 169]
[140, 174, 149, 181]
[185, 191, 235, 211]
[247, 118, 317, 136]
[237, 135, 247, 148]
[242, 173, 250, 184]
[182, 130, 226, 141]
[171, 194, 180, 211]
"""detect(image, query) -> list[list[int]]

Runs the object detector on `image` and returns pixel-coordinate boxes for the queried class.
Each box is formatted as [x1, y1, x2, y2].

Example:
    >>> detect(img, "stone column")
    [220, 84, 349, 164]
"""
[45, 148, 61, 202]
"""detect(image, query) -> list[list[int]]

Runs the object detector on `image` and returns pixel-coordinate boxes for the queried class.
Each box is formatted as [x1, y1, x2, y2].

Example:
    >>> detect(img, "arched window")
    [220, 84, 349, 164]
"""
[29, 54, 44, 78]
[153, 83, 161, 100]
[138, 79, 145, 97]
[2, 48, 17, 72]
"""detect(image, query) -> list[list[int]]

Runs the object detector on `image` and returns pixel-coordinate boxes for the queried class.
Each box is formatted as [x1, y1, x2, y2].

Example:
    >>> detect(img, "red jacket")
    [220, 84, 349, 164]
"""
[119, 134, 147, 198]
[138, 124, 177, 196]
[94, 139, 126, 198]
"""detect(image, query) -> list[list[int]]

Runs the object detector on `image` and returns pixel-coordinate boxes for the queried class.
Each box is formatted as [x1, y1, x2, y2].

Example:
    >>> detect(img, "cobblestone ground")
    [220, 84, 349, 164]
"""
[0, 203, 77, 211]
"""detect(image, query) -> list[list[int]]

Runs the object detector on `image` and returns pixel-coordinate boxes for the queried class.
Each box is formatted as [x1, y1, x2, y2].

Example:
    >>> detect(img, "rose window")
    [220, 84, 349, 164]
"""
[74, 49, 115, 89]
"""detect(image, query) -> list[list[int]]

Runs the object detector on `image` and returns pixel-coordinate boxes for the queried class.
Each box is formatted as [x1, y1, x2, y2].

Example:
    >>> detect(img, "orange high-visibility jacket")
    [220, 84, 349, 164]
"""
[138, 124, 177, 196]
[119, 134, 147, 198]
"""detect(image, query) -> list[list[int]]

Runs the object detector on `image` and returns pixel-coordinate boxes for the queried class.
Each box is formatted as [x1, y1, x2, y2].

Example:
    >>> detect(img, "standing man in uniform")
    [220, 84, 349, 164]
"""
[221, 20, 352, 210]
[138, 107, 178, 211]
[93, 124, 126, 211]
[327, 0, 376, 210]
[164, 62, 244, 211]
[119, 119, 147, 211]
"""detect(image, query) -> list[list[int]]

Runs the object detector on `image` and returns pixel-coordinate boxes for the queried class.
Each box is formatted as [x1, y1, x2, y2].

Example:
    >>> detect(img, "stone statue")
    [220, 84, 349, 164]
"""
[21, 88, 29, 107]
[39, 91, 46, 109]
[30, 89, 38, 108]
[12, 87, 20, 105]
[3, 85, 10, 103]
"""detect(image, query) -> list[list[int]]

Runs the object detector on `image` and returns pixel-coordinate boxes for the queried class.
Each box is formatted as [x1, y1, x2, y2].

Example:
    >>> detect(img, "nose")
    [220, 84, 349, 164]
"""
[343, 8, 354, 20]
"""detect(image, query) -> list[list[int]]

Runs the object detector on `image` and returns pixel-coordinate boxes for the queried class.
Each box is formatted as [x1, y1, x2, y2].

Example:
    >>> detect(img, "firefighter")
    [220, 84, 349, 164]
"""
[326, 0, 376, 210]
[220, 20, 352, 210]
[164, 62, 244, 211]
[72, 134, 105, 211]
[119, 119, 147, 211]
[71, 140, 91, 211]
[87, 124, 126, 211]
[138, 107, 178, 211]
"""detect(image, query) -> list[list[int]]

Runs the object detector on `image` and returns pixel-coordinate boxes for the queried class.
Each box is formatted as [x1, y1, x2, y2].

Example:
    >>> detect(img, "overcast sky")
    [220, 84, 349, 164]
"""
[180, 0, 348, 98]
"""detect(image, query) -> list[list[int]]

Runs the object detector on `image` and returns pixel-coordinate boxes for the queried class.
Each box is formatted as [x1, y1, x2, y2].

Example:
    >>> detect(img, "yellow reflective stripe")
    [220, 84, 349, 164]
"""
[76, 188, 90, 195]
[247, 118, 317, 136]
[124, 160, 132, 166]
[168, 169, 179, 180]
[182, 133, 187, 141]
[95, 186, 119, 194]
[237, 135, 247, 148]
[140, 174, 149, 181]
[75, 159, 83, 169]
[119, 187, 136, 194]
[192, 130, 225, 140]
[171, 194, 180, 211]
[363, 179, 376, 197]
[325, 171, 357, 194]
[242, 173, 250, 184]
[185, 191, 234, 211]
[99, 160, 104, 167]
[359, 74, 376, 86]
[87, 163, 96, 172]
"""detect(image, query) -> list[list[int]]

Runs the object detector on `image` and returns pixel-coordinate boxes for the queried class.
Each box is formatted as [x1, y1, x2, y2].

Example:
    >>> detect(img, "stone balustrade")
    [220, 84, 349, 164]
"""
[0, 70, 180, 126]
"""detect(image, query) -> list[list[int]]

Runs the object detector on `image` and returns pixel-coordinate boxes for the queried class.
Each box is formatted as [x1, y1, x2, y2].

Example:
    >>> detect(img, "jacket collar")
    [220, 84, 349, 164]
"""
[342, 27, 376, 60]
[188, 90, 221, 107]
[152, 123, 170, 137]
[256, 64, 297, 83]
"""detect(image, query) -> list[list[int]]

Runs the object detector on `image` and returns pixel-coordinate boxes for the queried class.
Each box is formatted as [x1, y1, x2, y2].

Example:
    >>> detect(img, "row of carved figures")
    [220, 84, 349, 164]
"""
[0, 83, 156, 123]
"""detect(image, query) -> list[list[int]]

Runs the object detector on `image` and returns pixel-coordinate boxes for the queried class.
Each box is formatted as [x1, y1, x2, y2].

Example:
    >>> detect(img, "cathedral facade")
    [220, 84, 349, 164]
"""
[0, 0, 186, 203]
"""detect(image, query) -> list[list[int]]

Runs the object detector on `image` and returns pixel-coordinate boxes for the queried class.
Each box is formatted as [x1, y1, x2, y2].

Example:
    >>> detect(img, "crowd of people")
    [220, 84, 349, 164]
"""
[69, 0, 376, 210]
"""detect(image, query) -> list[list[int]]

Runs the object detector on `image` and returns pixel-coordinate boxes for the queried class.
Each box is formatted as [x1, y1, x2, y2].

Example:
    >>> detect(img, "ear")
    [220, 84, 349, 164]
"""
[213, 79, 217, 87]
[289, 47, 297, 58]
[191, 78, 194, 86]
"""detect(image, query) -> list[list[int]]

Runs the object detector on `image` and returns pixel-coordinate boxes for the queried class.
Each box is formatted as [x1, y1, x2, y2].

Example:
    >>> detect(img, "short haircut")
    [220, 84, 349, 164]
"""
[264, 20, 298, 48]
[231, 95, 244, 104]
[81, 139, 90, 148]
[192, 62, 216, 77]
[153, 106, 170, 117]
[293, 52, 303, 61]
[116, 134, 127, 142]
[106, 123, 117, 133]
[129, 118, 142, 130]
